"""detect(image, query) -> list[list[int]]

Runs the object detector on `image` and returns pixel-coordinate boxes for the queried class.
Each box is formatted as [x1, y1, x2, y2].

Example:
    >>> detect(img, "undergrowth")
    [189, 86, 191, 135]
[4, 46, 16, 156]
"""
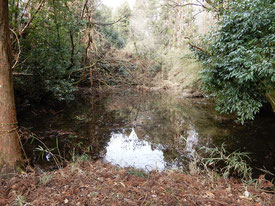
[200, 143, 253, 181]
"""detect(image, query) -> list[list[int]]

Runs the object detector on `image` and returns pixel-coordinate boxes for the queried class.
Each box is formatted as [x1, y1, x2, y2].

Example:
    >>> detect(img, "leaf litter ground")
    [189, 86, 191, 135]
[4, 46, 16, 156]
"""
[0, 161, 274, 206]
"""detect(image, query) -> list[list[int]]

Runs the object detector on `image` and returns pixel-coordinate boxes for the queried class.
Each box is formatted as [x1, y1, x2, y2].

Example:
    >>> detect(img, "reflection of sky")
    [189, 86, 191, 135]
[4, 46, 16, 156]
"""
[104, 128, 165, 171]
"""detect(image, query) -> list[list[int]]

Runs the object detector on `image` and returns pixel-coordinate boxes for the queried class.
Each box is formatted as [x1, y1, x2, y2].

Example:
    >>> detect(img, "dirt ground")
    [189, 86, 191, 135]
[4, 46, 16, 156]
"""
[0, 161, 274, 206]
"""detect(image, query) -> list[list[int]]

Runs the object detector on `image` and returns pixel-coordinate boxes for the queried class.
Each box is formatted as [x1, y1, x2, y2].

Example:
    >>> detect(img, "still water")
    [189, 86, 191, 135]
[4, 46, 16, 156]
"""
[20, 89, 275, 177]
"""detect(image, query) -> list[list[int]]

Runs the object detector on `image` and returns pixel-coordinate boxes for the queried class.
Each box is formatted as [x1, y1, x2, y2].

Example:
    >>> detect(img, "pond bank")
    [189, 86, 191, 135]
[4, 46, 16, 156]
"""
[0, 160, 274, 206]
[3, 87, 274, 205]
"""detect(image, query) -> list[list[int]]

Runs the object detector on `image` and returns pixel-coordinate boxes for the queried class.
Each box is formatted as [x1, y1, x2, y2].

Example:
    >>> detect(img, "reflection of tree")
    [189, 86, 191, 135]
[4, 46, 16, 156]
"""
[68, 96, 126, 159]
[20, 94, 128, 167]
[103, 91, 238, 169]
[184, 127, 199, 158]
[21, 90, 274, 173]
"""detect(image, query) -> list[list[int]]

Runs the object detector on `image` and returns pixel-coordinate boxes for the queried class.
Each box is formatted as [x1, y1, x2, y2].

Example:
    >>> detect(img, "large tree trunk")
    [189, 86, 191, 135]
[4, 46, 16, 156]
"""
[0, 0, 22, 174]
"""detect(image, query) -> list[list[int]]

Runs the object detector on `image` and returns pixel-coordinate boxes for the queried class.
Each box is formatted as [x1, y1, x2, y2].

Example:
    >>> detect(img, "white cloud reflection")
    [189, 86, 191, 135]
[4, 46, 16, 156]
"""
[104, 128, 165, 171]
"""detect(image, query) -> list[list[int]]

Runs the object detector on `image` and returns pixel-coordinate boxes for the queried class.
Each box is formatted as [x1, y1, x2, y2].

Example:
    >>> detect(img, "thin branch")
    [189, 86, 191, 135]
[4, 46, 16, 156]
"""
[68, 60, 100, 79]
[81, 0, 89, 19]
[195, 0, 206, 7]
[192, 10, 204, 19]
[9, 28, 21, 69]
[12, 72, 33, 76]
[166, 0, 210, 10]
[19, 0, 46, 36]
[188, 42, 211, 55]
[92, 15, 128, 26]
[12, 56, 29, 68]
[19, 0, 31, 21]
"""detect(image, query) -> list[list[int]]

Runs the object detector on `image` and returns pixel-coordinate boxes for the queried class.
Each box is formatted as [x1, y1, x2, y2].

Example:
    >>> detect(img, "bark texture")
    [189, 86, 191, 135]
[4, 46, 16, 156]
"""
[0, 0, 22, 174]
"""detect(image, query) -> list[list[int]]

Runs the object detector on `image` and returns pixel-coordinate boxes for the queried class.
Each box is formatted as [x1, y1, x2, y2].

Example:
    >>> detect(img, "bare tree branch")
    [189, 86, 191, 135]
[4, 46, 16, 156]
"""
[92, 15, 129, 26]
[166, 0, 210, 10]
[19, 0, 31, 21]
[81, 0, 89, 19]
[9, 28, 21, 70]
[19, 0, 46, 36]
[188, 42, 211, 55]
[192, 10, 204, 19]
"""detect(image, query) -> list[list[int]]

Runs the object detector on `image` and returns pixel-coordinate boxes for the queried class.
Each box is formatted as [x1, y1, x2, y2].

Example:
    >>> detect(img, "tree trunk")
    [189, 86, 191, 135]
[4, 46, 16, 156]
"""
[0, 0, 22, 174]
[266, 91, 275, 113]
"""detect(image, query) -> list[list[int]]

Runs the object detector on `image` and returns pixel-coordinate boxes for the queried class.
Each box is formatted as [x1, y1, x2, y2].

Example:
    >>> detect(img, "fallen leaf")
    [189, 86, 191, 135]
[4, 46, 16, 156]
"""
[205, 191, 215, 199]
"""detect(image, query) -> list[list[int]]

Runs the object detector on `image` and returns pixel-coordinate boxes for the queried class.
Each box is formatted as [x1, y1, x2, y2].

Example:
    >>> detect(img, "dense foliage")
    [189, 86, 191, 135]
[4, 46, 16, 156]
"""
[10, 0, 85, 102]
[195, 0, 275, 123]
[9, 0, 129, 103]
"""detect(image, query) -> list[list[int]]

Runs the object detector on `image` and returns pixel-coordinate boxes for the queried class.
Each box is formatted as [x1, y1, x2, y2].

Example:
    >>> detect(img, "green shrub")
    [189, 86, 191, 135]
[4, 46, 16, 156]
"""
[194, 0, 275, 123]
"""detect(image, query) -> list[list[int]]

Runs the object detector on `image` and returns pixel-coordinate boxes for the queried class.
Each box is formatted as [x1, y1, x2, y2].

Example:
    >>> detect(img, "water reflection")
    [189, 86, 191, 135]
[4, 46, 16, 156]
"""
[102, 91, 275, 177]
[184, 127, 199, 158]
[105, 128, 165, 171]
[20, 89, 275, 177]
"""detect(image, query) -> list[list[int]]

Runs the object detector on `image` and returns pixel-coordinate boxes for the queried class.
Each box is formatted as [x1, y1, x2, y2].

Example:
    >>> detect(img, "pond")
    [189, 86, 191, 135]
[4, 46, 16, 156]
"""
[20, 89, 275, 178]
